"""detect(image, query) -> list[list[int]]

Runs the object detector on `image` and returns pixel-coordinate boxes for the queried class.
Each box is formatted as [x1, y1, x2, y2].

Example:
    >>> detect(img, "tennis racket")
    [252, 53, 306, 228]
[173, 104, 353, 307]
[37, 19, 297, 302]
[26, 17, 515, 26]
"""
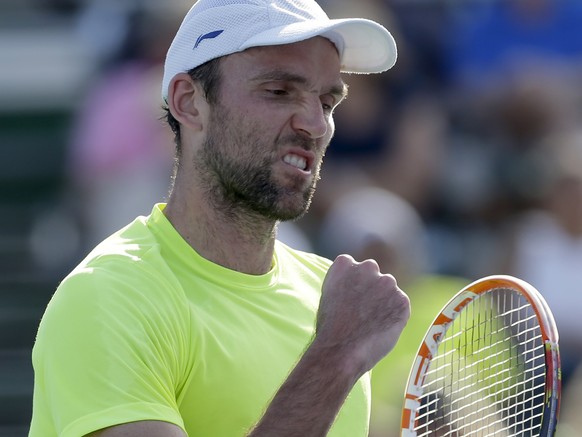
[401, 275, 561, 436]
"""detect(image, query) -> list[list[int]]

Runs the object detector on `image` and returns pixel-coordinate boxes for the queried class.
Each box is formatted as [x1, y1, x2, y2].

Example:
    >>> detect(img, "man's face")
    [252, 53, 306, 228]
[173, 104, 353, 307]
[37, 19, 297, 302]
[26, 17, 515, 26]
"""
[195, 37, 347, 221]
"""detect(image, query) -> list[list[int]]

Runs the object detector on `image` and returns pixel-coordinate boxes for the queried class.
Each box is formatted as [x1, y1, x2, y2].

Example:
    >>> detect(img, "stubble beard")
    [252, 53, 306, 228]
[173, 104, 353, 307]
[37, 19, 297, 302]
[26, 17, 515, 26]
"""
[195, 103, 323, 222]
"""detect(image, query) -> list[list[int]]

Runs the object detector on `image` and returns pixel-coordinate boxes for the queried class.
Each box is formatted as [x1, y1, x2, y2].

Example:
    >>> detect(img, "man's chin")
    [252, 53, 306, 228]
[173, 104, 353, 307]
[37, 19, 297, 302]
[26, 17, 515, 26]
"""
[267, 197, 312, 222]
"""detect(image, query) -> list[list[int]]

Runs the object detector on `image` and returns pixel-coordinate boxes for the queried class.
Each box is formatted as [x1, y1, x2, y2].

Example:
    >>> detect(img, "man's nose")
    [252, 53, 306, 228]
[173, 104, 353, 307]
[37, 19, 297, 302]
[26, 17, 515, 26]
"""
[290, 97, 329, 140]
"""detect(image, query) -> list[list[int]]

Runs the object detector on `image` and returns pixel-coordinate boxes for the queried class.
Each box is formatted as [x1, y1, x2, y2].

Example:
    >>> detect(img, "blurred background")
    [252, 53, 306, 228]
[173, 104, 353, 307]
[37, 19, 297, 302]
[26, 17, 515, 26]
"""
[2, 0, 582, 436]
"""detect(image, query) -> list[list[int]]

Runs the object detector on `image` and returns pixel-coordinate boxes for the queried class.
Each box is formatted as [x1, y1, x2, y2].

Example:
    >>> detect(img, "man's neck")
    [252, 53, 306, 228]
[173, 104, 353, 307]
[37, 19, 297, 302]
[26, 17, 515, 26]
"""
[164, 193, 278, 275]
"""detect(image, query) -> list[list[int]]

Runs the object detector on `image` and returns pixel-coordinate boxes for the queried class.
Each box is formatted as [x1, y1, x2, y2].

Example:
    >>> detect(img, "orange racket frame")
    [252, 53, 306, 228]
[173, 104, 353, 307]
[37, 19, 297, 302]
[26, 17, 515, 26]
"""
[401, 275, 561, 436]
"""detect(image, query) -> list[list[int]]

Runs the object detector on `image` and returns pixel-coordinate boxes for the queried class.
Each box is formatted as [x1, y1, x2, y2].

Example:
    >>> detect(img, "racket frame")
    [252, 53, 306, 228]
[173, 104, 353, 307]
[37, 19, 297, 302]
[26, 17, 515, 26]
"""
[400, 275, 561, 436]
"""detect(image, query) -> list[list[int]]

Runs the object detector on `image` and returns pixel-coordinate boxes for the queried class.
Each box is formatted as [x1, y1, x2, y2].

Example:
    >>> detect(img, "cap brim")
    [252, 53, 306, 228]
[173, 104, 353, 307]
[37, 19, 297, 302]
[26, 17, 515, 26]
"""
[241, 18, 397, 74]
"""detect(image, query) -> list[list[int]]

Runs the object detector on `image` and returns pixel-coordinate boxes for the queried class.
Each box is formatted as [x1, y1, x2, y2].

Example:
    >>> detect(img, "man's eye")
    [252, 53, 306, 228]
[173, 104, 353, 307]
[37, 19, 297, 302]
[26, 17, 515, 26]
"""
[269, 89, 288, 96]
[321, 98, 335, 112]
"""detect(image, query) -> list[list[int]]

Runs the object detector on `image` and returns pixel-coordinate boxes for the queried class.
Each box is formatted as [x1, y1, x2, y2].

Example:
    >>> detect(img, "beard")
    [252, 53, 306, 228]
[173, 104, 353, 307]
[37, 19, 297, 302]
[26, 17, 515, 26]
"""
[194, 102, 325, 222]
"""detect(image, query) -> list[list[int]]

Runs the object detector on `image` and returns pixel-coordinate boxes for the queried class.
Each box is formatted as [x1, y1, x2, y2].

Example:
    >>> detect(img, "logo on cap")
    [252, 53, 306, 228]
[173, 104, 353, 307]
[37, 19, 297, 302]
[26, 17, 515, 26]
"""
[194, 30, 224, 49]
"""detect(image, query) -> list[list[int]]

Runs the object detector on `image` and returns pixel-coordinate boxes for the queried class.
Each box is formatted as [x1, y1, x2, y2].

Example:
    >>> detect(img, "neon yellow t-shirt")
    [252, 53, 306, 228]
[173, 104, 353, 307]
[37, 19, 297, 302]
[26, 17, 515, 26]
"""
[30, 204, 370, 437]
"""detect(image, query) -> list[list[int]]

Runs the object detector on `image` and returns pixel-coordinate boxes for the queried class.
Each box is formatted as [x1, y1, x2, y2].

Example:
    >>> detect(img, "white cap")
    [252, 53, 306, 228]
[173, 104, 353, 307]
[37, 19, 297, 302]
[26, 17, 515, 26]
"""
[162, 0, 398, 100]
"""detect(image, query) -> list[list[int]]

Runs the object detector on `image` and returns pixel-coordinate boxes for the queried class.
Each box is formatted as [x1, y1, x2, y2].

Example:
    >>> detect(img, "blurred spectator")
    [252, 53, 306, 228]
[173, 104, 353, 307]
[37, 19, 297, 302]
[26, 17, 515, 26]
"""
[434, 63, 582, 277]
[317, 186, 468, 436]
[327, 73, 395, 163]
[505, 129, 582, 392]
[371, 92, 448, 214]
[66, 6, 177, 248]
[318, 187, 428, 279]
[321, 0, 400, 166]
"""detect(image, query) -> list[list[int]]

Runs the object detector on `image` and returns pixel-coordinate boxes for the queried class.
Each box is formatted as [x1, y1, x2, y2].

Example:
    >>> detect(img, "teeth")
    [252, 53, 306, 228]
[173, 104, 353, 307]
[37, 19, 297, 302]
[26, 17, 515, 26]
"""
[283, 154, 307, 170]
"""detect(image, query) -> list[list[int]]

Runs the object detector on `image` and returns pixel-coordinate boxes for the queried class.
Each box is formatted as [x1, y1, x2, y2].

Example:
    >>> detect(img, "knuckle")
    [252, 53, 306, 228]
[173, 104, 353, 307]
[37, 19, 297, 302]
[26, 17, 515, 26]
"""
[362, 258, 379, 267]
[378, 273, 397, 289]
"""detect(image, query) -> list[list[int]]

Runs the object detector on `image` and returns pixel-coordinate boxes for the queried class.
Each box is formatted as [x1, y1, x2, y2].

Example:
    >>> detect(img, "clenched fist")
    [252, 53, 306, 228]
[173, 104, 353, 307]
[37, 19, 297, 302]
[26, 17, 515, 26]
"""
[315, 254, 411, 375]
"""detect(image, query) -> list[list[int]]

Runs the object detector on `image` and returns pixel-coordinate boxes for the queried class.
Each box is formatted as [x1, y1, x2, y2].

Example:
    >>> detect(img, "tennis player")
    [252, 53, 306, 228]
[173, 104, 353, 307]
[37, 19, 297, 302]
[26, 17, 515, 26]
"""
[29, 0, 410, 436]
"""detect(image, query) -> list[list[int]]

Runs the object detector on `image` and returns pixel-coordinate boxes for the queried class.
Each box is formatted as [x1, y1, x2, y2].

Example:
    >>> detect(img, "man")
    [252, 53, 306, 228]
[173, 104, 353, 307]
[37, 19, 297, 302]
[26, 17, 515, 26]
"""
[29, 0, 410, 436]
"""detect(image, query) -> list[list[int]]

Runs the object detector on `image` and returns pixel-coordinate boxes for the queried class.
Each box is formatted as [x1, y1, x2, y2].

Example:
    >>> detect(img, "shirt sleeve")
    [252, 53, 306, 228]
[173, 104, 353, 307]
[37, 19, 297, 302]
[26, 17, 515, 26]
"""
[32, 261, 191, 437]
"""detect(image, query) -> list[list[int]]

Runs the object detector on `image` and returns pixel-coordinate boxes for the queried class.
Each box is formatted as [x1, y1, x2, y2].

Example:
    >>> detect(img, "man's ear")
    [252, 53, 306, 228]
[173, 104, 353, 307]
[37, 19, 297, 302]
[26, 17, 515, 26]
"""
[167, 73, 208, 132]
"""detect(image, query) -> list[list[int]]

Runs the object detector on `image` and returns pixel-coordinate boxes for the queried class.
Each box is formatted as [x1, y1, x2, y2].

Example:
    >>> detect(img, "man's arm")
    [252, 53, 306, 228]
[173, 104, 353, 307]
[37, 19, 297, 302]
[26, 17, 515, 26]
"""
[86, 255, 410, 437]
[85, 420, 187, 437]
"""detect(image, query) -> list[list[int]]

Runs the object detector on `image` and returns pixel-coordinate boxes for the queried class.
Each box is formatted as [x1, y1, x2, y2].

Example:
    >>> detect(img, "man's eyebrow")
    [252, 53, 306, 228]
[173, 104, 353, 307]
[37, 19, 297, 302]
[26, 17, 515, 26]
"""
[252, 70, 307, 84]
[252, 70, 348, 101]
[330, 82, 349, 102]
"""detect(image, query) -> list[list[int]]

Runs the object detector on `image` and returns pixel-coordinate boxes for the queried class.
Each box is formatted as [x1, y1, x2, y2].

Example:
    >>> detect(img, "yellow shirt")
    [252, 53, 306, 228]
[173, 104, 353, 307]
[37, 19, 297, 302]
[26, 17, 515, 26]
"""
[30, 204, 370, 437]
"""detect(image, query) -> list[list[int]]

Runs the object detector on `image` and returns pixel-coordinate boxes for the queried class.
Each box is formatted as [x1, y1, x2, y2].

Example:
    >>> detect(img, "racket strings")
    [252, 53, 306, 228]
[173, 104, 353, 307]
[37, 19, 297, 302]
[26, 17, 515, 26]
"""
[413, 288, 547, 436]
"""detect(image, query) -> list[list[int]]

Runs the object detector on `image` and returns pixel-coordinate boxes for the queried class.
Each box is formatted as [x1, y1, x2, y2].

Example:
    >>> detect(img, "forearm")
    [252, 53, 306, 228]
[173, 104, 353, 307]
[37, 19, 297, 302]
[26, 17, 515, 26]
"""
[247, 340, 364, 437]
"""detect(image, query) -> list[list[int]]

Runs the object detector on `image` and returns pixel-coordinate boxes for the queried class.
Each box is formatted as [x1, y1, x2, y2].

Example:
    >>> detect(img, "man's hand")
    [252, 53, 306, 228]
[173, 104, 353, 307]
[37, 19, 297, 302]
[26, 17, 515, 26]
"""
[315, 254, 411, 375]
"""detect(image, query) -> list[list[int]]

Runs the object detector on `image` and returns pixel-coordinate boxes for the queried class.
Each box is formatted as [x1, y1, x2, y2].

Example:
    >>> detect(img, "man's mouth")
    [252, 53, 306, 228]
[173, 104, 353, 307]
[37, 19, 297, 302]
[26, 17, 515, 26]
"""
[283, 153, 308, 171]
